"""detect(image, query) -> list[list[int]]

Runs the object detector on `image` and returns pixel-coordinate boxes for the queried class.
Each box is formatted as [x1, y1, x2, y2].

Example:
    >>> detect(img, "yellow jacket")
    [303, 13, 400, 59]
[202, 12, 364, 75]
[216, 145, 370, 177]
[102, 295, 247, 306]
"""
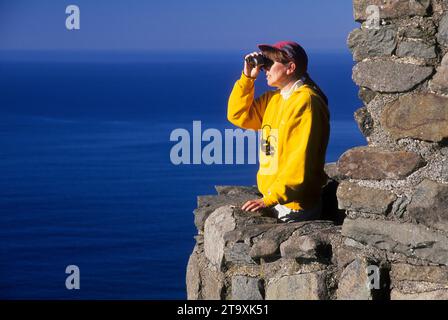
[228, 72, 330, 210]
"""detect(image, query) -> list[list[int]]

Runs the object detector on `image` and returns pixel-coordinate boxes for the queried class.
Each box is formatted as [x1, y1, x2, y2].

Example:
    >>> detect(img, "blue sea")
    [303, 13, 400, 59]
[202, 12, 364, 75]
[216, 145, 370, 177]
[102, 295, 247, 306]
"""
[0, 50, 365, 299]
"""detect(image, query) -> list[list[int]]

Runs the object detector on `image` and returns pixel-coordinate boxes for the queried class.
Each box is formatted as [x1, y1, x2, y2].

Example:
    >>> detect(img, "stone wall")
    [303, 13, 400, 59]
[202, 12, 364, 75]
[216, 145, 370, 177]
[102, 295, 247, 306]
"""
[186, 0, 448, 300]
[186, 184, 345, 300]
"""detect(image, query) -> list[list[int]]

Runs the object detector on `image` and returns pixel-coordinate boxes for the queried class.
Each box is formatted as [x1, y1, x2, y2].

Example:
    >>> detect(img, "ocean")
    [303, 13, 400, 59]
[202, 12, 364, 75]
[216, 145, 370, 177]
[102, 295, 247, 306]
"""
[0, 50, 365, 299]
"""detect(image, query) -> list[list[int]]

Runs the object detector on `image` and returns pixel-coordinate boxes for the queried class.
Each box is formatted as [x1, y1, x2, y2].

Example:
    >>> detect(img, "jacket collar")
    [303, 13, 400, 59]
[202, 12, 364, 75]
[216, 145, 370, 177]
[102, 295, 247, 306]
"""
[280, 76, 307, 100]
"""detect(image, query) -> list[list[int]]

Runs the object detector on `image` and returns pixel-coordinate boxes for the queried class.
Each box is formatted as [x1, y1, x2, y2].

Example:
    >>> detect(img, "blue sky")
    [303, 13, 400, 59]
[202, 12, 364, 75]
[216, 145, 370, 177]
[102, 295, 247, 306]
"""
[0, 0, 358, 52]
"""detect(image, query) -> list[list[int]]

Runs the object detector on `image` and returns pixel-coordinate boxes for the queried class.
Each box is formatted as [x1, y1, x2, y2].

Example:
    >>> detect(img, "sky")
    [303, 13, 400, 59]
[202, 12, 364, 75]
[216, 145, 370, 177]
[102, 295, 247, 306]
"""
[0, 0, 358, 52]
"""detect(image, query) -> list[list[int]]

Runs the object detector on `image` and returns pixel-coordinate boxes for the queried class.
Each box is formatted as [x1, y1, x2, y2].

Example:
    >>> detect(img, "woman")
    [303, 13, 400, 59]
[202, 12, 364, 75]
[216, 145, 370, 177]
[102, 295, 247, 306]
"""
[227, 41, 330, 222]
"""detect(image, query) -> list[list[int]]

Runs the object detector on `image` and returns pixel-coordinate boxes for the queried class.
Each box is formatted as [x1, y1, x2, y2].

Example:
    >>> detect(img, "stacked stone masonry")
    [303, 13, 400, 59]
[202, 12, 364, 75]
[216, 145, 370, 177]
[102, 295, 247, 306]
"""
[186, 0, 448, 300]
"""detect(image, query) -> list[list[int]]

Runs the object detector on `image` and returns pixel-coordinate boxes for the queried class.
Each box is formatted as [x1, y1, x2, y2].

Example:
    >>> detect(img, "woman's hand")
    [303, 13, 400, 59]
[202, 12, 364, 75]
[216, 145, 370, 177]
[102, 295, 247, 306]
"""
[242, 198, 266, 212]
[243, 52, 262, 79]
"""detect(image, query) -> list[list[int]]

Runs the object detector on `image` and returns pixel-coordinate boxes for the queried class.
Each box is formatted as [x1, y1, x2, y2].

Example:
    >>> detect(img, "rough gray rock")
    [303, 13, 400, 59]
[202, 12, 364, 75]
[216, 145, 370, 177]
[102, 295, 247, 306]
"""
[224, 223, 276, 244]
[337, 146, 425, 180]
[399, 18, 436, 39]
[204, 205, 236, 268]
[390, 263, 448, 300]
[396, 40, 436, 59]
[224, 242, 257, 266]
[381, 93, 448, 142]
[337, 181, 396, 215]
[215, 185, 260, 196]
[232, 207, 279, 229]
[336, 258, 374, 300]
[389, 195, 411, 219]
[347, 27, 397, 61]
[186, 244, 226, 300]
[430, 53, 448, 93]
[358, 87, 377, 104]
[391, 289, 448, 299]
[354, 106, 374, 138]
[342, 218, 448, 265]
[408, 179, 448, 233]
[265, 272, 328, 300]
[391, 263, 448, 283]
[353, 60, 433, 93]
[249, 224, 299, 260]
[231, 276, 264, 300]
[260, 250, 330, 281]
[442, 156, 448, 179]
[324, 162, 344, 182]
[201, 263, 225, 300]
[186, 248, 202, 300]
[194, 192, 258, 232]
[437, 12, 448, 47]
[353, 0, 430, 21]
[280, 233, 323, 260]
[249, 222, 334, 260]
[336, 244, 364, 271]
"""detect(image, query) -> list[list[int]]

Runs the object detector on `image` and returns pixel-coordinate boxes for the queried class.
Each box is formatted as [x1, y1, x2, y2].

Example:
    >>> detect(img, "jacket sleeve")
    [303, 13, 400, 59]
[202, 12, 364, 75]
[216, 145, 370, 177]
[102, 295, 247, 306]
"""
[262, 93, 319, 207]
[227, 72, 269, 130]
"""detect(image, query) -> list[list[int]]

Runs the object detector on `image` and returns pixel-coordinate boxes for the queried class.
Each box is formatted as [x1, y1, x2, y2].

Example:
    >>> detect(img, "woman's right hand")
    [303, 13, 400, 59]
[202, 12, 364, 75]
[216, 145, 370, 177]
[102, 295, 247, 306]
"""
[244, 52, 262, 79]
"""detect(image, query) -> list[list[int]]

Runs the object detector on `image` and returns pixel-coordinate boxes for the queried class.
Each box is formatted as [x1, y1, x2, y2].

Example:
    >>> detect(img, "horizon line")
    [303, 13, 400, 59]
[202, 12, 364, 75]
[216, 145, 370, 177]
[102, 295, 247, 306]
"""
[0, 47, 351, 54]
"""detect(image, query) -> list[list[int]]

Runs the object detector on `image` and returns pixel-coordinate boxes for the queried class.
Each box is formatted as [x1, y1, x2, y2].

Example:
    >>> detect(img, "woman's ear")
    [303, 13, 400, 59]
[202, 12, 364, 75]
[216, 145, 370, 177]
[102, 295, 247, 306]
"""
[286, 62, 296, 76]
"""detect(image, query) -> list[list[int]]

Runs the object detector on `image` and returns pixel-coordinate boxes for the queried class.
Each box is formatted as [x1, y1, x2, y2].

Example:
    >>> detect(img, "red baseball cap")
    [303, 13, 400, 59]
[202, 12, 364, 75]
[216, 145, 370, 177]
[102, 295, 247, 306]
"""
[258, 41, 308, 73]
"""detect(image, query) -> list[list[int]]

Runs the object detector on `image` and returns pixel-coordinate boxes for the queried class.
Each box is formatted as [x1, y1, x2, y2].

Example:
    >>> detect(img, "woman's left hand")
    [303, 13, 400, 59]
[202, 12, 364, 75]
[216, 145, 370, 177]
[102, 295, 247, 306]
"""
[242, 199, 266, 212]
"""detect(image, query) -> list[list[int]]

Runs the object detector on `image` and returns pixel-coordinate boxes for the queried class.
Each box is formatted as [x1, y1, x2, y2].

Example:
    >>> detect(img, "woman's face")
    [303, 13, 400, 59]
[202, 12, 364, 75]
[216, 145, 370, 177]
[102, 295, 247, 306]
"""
[265, 61, 295, 89]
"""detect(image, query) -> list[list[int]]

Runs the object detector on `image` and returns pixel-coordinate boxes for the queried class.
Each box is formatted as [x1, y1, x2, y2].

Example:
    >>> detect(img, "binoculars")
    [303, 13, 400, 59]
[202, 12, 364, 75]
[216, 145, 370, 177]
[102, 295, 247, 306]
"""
[245, 54, 274, 70]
